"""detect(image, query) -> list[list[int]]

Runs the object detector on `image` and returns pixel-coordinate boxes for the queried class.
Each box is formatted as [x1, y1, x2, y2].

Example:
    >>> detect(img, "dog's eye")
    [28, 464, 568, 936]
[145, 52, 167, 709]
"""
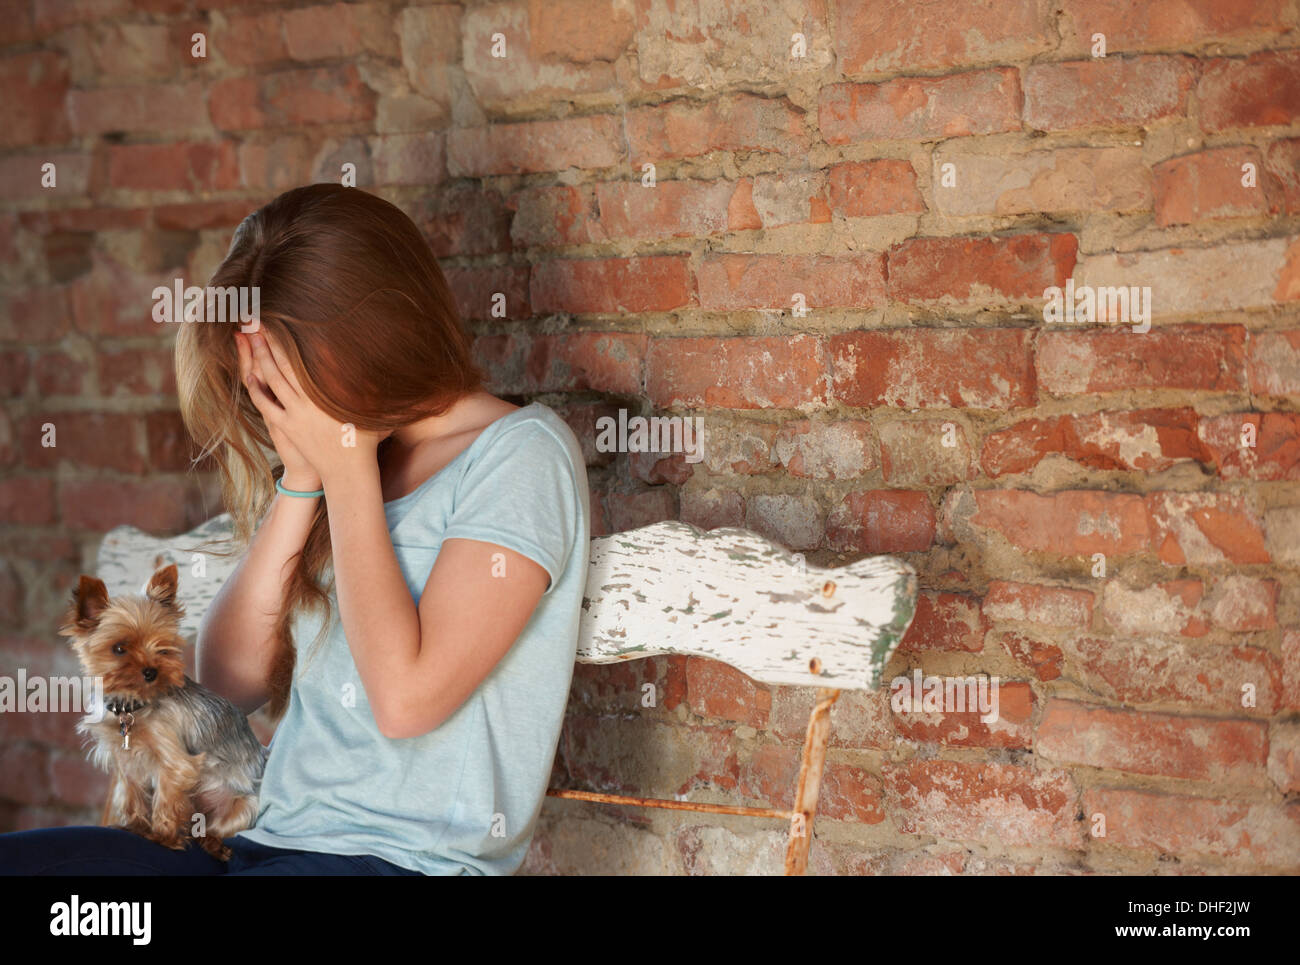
[112, 642, 127, 655]
[157, 649, 178, 658]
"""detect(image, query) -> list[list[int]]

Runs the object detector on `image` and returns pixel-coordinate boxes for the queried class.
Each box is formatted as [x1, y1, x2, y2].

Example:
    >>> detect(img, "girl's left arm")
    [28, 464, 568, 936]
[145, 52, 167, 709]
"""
[322, 466, 549, 739]
[245, 331, 550, 739]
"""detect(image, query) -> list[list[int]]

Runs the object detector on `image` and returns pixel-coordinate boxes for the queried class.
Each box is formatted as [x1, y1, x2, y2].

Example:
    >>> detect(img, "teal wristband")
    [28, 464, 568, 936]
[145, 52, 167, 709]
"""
[276, 477, 324, 499]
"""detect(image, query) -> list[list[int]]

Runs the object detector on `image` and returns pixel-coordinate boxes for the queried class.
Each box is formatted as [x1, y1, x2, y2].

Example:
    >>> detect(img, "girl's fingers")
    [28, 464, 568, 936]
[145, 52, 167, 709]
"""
[259, 332, 306, 398]
[248, 332, 296, 407]
[237, 335, 282, 424]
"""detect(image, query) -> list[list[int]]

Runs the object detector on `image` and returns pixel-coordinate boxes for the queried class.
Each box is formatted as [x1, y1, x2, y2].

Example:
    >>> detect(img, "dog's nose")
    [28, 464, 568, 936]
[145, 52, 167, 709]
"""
[142, 667, 158, 682]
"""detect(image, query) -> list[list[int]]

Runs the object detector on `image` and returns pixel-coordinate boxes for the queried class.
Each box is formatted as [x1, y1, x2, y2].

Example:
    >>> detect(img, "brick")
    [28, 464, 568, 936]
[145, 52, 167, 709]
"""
[462, 2, 617, 105]
[932, 147, 1151, 216]
[892, 679, 1034, 749]
[1249, 330, 1300, 397]
[0, 51, 70, 147]
[749, 172, 830, 227]
[236, 135, 314, 193]
[33, 350, 88, 396]
[210, 65, 375, 131]
[820, 68, 1020, 143]
[888, 233, 1076, 304]
[827, 490, 936, 555]
[534, 0, 636, 61]
[1270, 722, 1300, 793]
[98, 346, 178, 397]
[877, 418, 974, 487]
[945, 488, 1152, 557]
[1199, 412, 1300, 481]
[443, 264, 531, 321]
[740, 745, 885, 824]
[884, 760, 1080, 848]
[1154, 147, 1279, 226]
[595, 180, 749, 242]
[633, 0, 832, 90]
[772, 686, 893, 749]
[693, 419, 778, 476]
[1063, 634, 1281, 715]
[685, 657, 770, 729]
[215, 11, 288, 67]
[1037, 326, 1246, 396]
[826, 160, 924, 217]
[831, 328, 1035, 410]
[1199, 49, 1300, 131]
[835, 0, 1054, 74]
[0, 476, 56, 524]
[67, 80, 207, 137]
[1266, 139, 1300, 214]
[369, 131, 446, 187]
[0, 288, 72, 343]
[418, 182, 512, 258]
[1266, 508, 1300, 567]
[1206, 575, 1277, 632]
[1039, 699, 1267, 784]
[106, 141, 240, 192]
[1059, 0, 1293, 54]
[0, 152, 90, 203]
[997, 630, 1063, 681]
[771, 419, 874, 479]
[509, 184, 601, 249]
[982, 409, 1212, 476]
[1073, 238, 1299, 317]
[1101, 580, 1209, 638]
[20, 412, 144, 473]
[627, 93, 808, 162]
[1023, 56, 1195, 130]
[984, 582, 1093, 628]
[680, 487, 745, 531]
[899, 592, 985, 653]
[1084, 788, 1300, 866]
[57, 477, 197, 533]
[531, 256, 693, 315]
[604, 489, 677, 534]
[475, 332, 646, 395]
[448, 115, 623, 176]
[561, 715, 737, 797]
[744, 493, 823, 551]
[696, 253, 886, 311]
[49, 749, 109, 809]
[1147, 491, 1269, 565]
[647, 335, 825, 409]
[282, 2, 397, 61]
[1284, 629, 1300, 711]
[153, 200, 251, 231]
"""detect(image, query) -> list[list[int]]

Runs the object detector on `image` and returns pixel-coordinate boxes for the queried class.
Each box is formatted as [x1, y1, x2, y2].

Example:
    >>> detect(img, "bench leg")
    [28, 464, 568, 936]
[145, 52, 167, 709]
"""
[783, 687, 839, 876]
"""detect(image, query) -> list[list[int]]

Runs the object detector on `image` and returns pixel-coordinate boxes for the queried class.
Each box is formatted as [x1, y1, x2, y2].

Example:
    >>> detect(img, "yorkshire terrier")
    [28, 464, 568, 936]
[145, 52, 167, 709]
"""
[59, 562, 267, 861]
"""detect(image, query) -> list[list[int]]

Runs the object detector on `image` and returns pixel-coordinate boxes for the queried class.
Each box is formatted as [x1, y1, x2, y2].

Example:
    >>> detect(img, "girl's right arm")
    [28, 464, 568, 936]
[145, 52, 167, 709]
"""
[195, 480, 320, 714]
[197, 332, 324, 714]
[196, 483, 321, 717]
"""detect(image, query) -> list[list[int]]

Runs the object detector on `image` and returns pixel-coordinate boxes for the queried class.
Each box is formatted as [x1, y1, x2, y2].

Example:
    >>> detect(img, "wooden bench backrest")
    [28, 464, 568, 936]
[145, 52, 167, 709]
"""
[97, 516, 916, 691]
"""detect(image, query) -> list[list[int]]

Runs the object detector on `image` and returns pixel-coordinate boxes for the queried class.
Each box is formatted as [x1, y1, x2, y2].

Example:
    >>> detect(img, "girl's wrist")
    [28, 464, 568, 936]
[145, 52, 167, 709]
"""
[280, 471, 323, 494]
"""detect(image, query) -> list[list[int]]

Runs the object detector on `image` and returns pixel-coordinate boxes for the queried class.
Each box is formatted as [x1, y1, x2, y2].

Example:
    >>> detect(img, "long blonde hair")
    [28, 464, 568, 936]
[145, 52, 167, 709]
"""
[175, 184, 485, 719]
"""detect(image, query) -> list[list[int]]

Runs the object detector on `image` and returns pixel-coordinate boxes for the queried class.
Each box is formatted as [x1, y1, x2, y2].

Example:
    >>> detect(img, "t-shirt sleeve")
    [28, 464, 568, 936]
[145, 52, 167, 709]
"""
[439, 422, 580, 594]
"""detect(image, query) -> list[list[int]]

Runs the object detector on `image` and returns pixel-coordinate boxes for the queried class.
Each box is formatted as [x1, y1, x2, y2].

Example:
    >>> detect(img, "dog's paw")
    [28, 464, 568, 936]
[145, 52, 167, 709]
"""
[199, 836, 232, 862]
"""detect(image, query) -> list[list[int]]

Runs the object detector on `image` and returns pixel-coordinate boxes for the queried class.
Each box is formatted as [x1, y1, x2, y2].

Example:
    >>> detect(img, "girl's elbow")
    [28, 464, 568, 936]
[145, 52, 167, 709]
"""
[373, 695, 444, 740]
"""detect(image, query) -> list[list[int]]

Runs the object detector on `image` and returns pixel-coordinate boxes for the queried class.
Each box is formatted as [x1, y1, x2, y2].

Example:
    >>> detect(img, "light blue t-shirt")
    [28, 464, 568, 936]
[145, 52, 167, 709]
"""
[233, 401, 590, 875]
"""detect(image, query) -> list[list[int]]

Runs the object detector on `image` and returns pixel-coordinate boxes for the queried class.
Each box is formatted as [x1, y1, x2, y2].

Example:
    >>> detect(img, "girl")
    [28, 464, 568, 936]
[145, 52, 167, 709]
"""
[0, 184, 591, 875]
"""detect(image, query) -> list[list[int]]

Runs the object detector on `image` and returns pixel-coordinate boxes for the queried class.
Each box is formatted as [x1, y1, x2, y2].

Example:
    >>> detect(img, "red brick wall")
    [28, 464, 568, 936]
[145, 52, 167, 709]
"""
[2, 1, 1299, 873]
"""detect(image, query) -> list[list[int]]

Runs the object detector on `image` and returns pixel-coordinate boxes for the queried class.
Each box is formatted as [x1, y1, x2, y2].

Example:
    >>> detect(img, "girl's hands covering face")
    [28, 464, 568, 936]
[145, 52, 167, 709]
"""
[236, 329, 386, 489]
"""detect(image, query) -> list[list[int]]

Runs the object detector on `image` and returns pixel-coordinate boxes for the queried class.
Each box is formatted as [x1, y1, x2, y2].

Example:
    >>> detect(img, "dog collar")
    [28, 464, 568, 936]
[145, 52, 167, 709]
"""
[105, 697, 145, 715]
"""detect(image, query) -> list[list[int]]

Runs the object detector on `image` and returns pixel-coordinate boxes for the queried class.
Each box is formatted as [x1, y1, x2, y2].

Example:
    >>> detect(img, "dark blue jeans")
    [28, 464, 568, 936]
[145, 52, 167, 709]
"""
[0, 827, 424, 876]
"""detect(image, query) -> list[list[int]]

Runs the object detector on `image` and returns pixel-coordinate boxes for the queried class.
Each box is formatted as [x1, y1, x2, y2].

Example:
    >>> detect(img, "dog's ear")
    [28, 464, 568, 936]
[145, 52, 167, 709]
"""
[59, 575, 110, 636]
[145, 563, 180, 610]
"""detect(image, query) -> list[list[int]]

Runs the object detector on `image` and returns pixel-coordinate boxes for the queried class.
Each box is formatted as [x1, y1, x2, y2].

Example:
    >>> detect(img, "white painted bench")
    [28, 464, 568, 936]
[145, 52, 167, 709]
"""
[97, 516, 917, 875]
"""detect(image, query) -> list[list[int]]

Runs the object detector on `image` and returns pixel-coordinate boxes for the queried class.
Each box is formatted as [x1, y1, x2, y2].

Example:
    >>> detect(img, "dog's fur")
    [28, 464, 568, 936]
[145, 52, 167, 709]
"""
[59, 563, 267, 861]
